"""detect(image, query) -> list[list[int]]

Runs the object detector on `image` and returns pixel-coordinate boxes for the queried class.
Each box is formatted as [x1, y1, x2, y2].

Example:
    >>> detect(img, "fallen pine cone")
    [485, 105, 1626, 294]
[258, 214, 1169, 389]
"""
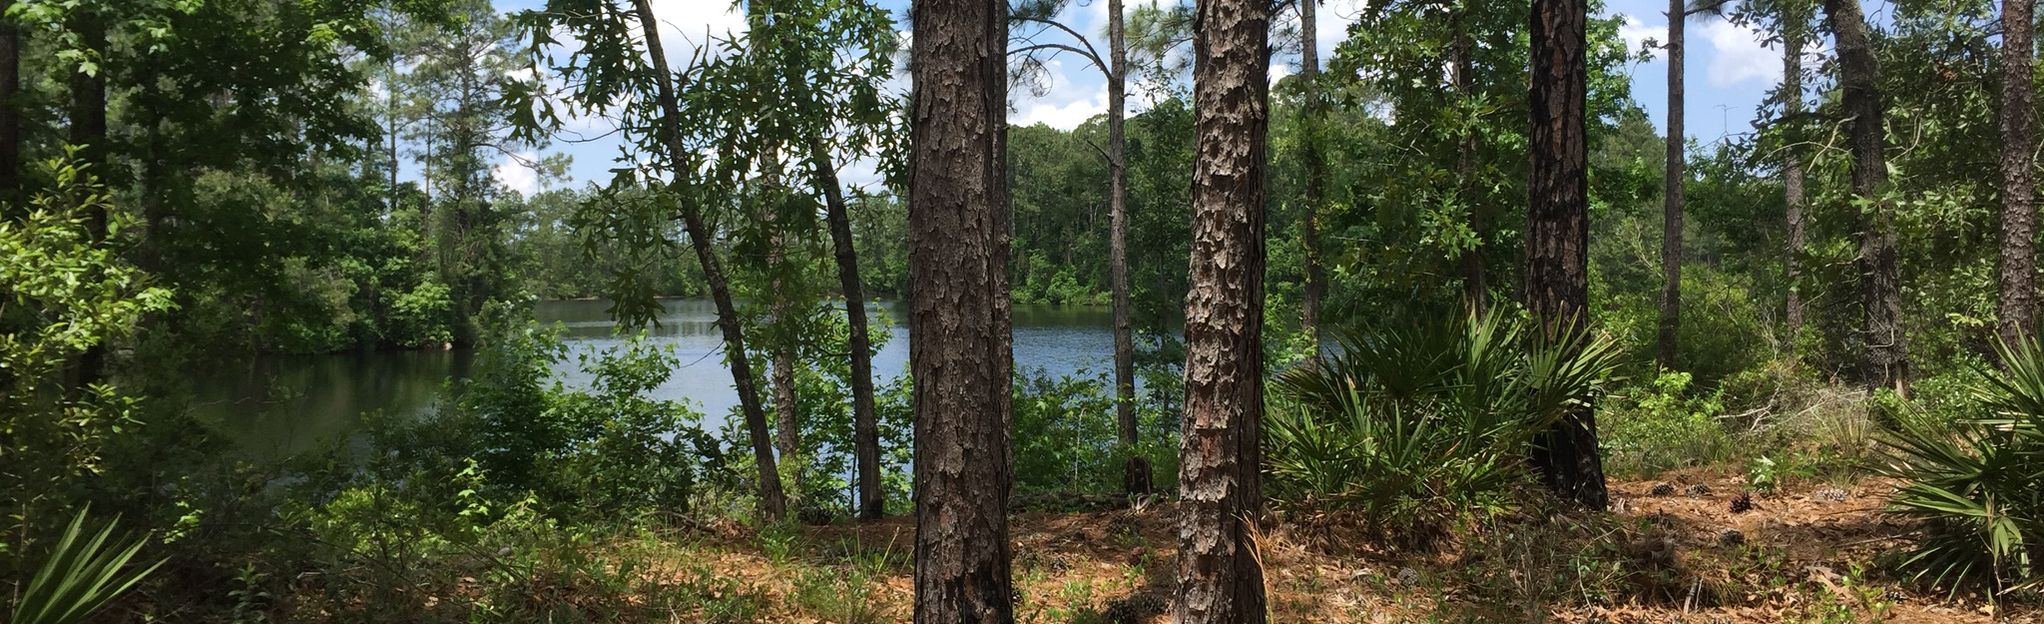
[1729, 492, 1754, 514]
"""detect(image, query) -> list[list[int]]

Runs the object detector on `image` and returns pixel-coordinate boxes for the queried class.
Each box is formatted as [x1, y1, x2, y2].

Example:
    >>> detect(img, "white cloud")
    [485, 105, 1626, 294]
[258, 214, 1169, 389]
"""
[493, 151, 542, 196]
[1701, 19, 1779, 87]
[1618, 13, 1667, 57]
[1269, 62, 1294, 85]
[646, 0, 746, 55]
[1012, 58, 1109, 129]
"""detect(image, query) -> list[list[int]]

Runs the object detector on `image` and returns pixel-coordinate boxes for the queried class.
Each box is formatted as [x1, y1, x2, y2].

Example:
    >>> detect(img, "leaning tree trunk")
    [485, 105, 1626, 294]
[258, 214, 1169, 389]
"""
[1823, 0, 1910, 394]
[810, 140, 885, 520]
[627, 0, 786, 520]
[908, 0, 1015, 621]
[1997, 0, 2036, 348]
[1106, 0, 1151, 497]
[1176, 0, 1271, 621]
[1657, 0, 1685, 370]
[1299, 0, 1328, 354]
[1783, 4, 1808, 342]
[1527, 0, 1609, 511]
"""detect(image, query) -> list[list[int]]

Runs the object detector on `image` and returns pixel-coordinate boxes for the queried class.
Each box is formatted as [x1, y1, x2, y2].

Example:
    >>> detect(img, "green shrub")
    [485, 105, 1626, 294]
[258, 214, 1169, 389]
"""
[1882, 338, 2044, 593]
[1011, 369, 1176, 497]
[8, 510, 163, 624]
[1267, 312, 1624, 541]
[1600, 371, 1732, 478]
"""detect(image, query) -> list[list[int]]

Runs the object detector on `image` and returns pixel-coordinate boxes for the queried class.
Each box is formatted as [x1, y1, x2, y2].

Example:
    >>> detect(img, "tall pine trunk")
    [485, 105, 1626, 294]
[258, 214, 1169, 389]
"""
[1527, 0, 1609, 511]
[908, 0, 1015, 620]
[1998, 0, 2036, 347]
[1300, 0, 1328, 352]
[810, 140, 885, 520]
[1106, 0, 1150, 497]
[627, 0, 786, 520]
[1657, 0, 1685, 369]
[768, 226, 803, 511]
[1176, 0, 1270, 620]
[1823, 0, 1911, 393]
[1783, 4, 1808, 341]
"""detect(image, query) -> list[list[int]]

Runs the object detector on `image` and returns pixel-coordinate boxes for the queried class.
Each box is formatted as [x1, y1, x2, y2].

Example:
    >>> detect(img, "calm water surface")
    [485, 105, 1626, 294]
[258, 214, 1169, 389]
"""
[191, 299, 1115, 459]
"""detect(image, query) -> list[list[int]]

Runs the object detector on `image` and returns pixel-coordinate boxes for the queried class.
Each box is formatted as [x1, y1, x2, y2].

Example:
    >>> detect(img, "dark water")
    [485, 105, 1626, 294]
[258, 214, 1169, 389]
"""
[190, 299, 1115, 459]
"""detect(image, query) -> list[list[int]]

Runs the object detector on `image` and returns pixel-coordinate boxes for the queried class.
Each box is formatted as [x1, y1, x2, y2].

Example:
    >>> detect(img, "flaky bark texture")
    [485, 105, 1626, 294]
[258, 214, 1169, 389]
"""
[1108, 0, 1151, 497]
[1783, 7, 1808, 340]
[1300, 0, 1328, 352]
[628, 0, 786, 520]
[810, 140, 886, 520]
[1998, 0, 2037, 348]
[1658, 0, 1684, 370]
[768, 225, 803, 507]
[909, 0, 1016, 621]
[1526, 0, 1609, 511]
[1823, 0, 1911, 393]
[1176, 0, 1270, 622]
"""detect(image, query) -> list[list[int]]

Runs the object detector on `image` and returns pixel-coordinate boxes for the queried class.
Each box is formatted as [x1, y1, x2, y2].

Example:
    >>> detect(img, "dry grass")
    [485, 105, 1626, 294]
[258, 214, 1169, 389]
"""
[616, 478, 2041, 623]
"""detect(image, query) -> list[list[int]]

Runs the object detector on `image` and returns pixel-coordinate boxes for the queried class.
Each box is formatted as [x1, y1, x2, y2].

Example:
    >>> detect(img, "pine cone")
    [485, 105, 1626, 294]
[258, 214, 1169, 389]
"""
[1728, 492, 1754, 514]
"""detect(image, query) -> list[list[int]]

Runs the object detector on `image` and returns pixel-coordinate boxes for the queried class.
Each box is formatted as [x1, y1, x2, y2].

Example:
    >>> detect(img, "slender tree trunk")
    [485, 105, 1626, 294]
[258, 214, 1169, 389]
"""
[1299, 0, 1328, 353]
[1527, 0, 1608, 511]
[0, 0, 18, 205]
[1657, 0, 1685, 369]
[1106, 0, 1150, 498]
[1453, 6, 1486, 315]
[908, 0, 1015, 620]
[1998, 0, 2037, 348]
[627, 0, 786, 520]
[768, 226, 803, 511]
[1176, 0, 1270, 621]
[1823, 0, 1911, 394]
[69, 11, 108, 389]
[810, 141, 885, 520]
[1783, 6, 1808, 342]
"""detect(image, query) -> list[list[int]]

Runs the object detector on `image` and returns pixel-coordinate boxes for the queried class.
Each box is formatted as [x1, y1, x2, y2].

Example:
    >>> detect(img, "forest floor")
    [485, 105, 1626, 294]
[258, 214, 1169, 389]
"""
[634, 476, 2041, 623]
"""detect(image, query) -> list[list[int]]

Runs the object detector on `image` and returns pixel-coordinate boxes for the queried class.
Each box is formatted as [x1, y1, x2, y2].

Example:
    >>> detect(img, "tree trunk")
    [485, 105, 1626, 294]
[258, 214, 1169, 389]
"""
[1299, 0, 1328, 353]
[1783, 5, 1808, 342]
[69, 11, 108, 389]
[1176, 0, 1270, 621]
[1107, 0, 1150, 498]
[768, 226, 803, 510]
[1657, 0, 1684, 370]
[0, 0, 18, 204]
[627, 0, 786, 520]
[1526, 0, 1608, 511]
[810, 140, 885, 520]
[908, 0, 1015, 620]
[1823, 0, 1910, 394]
[1998, 0, 2036, 348]
[1453, 5, 1486, 315]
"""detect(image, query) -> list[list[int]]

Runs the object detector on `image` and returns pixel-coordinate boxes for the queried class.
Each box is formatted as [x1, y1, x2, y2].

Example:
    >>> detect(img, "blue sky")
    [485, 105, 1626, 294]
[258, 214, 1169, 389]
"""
[487, 0, 1790, 194]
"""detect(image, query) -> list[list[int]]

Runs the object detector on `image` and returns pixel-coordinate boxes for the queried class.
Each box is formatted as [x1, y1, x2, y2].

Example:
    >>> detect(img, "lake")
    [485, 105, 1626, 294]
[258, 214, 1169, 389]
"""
[189, 299, 1118, 459]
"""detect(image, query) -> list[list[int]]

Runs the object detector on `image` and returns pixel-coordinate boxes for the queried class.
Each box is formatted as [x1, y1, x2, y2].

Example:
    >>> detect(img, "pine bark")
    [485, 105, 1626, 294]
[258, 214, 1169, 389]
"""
[1107, 0, 1151, 497]
[627, 0, 786, 520]
[1823, 0, 1911, 393]
[69, 11, 108, 388]
[1176, 0, 1270, 621]
[1299, 0, 1328, 352]
[1526, 0, 1609, 511]
[768, 226, 803, 509]
[1657, 0, 1685, 370]
[908, 0, 1015, 621]
[1998, 0, 2037, 348]
[1783, 7, 1808, 340]
[810, 140, 885, 520]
